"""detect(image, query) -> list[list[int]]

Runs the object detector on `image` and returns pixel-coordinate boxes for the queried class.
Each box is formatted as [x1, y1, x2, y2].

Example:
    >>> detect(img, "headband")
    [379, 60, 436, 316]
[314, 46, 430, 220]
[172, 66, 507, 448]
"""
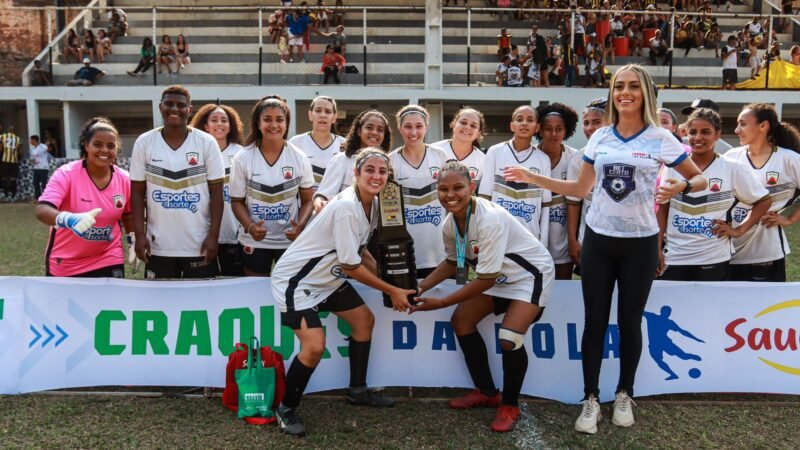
[658, 108, 677, 125]
[355, 151, 390, 170]
[399, 109, 428, 122]
[544, 111, 563, 119]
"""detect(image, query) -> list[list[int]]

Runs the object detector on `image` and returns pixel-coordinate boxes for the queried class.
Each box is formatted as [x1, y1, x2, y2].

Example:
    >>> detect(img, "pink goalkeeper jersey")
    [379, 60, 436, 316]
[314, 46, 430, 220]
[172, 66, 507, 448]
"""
[39, 160, 131, 276]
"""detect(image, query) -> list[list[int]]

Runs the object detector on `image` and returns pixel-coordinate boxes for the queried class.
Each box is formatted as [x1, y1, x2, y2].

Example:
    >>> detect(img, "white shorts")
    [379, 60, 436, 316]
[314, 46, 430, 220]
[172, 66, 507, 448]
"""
[288, 35, 304, 47]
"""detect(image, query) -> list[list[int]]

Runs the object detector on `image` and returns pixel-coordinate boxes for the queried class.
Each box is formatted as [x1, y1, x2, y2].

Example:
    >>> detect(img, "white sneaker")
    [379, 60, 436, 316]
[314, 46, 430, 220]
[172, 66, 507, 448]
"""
[575, 396, 602, 434]
[612, 391, 636, 427]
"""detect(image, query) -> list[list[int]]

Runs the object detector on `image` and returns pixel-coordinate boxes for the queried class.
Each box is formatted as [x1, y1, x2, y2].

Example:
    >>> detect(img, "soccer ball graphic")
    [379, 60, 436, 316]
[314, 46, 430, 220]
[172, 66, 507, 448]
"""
[610, 178, 626, 193]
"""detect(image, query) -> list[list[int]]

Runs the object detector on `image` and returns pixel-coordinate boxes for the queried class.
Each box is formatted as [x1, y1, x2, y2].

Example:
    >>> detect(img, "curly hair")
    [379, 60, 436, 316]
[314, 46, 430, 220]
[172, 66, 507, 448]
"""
[245, 95, 291, 145]
[79, 117, 120, 159]
[190, 103, 244, 146]
[439, 159, 471, 182]
[449, 106, 486, 151]
[341, 110, 392, 157]
[742, 103, 800, 152]
[535, 102, 578, 141]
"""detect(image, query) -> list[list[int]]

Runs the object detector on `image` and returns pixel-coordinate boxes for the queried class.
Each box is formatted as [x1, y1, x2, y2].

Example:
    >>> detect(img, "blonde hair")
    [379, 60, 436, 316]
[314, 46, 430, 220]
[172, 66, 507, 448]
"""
[605, 64, 660, 129]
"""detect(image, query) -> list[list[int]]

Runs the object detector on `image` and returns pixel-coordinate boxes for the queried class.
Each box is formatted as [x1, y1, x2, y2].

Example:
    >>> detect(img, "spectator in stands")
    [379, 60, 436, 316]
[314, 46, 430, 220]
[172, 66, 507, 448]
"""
[625, 21, 643, 57]
[83, 29, 98, 62]
[298, 1, 315, 51]
[585, 33, 599, 62]
[791, 45, 800, 65]
[611, 13, 625, 37]
[158, 35, 176, 75]
[1, 125, 22, 200]
[127, 37, 156, 77]
[497, 0, 512, 21]
[585, 51, 605, 87]
[497, 28, 512, 60]
[30, 59, 52, 86]
[496, 55, 510, 86]
[29, 135, 51, 199]
[268, 10, 285, 44]
[745, 33, 760, 79]
[573, 7, 587, 57]
[761, 41, 783, 72]
[562, 39, 578, 87]
[648, 29, 670, 65]
[704, 22, 722, 58]
[526, 25, 540, 55]
[287, 8, 313, 62]
[602, 31, 615, 65]
[333, 0, 345, 28]
[721, 35, 738, 89]
[67, 58, 105, 86]
[175, 34, 191, 73]
[97, 29, 112, 62]
[108, 11, 127, 42]
[744, 16, 766, 48]
[507, 59, 524, 87]
[107, 7, 127, 26]
[320, 25, 347, 56]
[317, 0, 334, 33]
[321, 44, 346, 84]
[64, 29, 82, 63]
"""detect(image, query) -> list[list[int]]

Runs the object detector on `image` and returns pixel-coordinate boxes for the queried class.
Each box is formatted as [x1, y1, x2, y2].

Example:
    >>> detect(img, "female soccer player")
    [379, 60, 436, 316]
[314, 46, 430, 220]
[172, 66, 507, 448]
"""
[190, 103, 245, 276]
[478, 105, 551, 245]
[430, 106, 486, 186]
[504, 64, 706, 434]
[657, 108, 771, 281]
[229, 96, 314, 276]
[535, 102, 579, 279]
[727, 103, 800, 281]
[412, 160, 554, 433]
[389, 104, 449, 278]
[271, 148, 416, 437]
[36, 117, 131, 278]
[313, 109, 392, 212]
[287, 96, 346, 191]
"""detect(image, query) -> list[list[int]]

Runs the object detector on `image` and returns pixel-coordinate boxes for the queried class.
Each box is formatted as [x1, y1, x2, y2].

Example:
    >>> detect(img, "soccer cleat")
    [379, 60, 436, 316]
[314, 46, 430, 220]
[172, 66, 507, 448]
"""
[574, 396, 602, 434]
[346, 386, 394, 407]
[276, 404, 306, 437]
[448, 389, 502, 409]
[612, 391, 636, 427]
[490, 405, 520, 433]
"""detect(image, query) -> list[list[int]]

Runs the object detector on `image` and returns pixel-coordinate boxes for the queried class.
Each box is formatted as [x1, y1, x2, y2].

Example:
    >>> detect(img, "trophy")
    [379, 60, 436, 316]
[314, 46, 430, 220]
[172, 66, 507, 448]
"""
[375, 177, 418, 308]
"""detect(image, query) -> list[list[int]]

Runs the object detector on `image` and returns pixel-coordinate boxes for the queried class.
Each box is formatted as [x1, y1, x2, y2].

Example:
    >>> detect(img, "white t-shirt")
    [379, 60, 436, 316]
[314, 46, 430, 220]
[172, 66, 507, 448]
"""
[287, 132, 346, 190]
[228, 143, 314, 249]
[389, 146, 449, 270]
[315, 151, 355, 201]
[443, 197, 554, 306]
[220, 143, 244, 244]
[30, 143, 50, 170]
[129, 127, 225, 257]
[722, 45, 738, 69]
[271, 186, 377, 312]
[661, 154, 769, 265]
[478, 140, 552, 243]
[566, 147, 593, 243]
[726, 146, 800, 264]
[544, 144, 577, 264]
[430, 139, 485, 185]
[582, 125, 687, 238]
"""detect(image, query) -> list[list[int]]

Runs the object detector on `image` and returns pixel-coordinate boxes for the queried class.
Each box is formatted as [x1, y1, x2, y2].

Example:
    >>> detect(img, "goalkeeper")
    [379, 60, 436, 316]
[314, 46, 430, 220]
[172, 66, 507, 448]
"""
[35, 117, 134, 278]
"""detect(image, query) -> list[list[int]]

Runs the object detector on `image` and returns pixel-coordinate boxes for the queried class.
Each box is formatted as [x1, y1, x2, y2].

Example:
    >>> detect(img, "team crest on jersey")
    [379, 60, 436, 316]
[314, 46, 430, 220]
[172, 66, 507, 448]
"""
[528, 167, 540, 175]
[430, 167, 440, 179]
[186, 152, 199, 166]
[282, 166, 294, 179]
[708, 178, 722, 192]
[601, 163, 636, 202]
[766, 171, 779, 186]
[469, 240, 479, 255]
[468, 167, 479, 180]
[113, 194, 125, 209]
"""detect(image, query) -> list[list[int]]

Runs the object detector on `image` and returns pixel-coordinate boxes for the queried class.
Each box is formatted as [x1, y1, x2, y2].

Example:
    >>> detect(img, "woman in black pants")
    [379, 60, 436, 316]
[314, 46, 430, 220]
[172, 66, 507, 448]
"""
[504, 64, 707, 435]
[127, 37, 155, 77]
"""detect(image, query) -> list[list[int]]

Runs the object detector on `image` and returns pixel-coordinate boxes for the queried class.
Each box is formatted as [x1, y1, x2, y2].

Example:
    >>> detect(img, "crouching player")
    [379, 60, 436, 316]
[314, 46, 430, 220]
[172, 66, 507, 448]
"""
[270, 148, 416, 437]
[412, 160, 555, 432]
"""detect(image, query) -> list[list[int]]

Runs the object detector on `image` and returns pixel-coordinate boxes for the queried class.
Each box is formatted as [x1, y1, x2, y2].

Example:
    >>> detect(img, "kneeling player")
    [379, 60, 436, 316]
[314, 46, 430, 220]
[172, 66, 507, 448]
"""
[270, 148, 416, 437]
[412, 160, 555, 433]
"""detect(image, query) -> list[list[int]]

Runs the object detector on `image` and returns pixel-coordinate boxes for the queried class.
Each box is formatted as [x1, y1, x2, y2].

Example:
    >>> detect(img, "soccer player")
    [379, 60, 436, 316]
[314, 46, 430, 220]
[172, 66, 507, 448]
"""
[479, 105, 551, 245]
[727, 103, 800, 281]
[271, 148, 416, 437]
[130, 85, 225, 279]
[430, 106, 486, 188]
[288, 96, 346, 191]
[389, 104, 449, 278]
[36, 118, 131, 277]
[0, 124, 22, 200]
[313, 109, 392, 213]
[190, 103, 245, 276]
[657, 108, 772, 281]
[229, 96, 314, 276]
[504, 65, 706, 434]
[412, 160, 554, 433]
[535, 103, 579, 279]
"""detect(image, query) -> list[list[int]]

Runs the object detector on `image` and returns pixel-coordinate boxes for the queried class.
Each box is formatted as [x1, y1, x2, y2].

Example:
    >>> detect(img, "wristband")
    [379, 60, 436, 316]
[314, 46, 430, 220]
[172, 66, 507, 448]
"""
[682, 180, 693, 195]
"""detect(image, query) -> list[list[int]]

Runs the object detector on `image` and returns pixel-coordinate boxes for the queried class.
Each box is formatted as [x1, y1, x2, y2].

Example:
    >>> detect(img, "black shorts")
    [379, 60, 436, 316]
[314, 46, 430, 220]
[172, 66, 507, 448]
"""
[242, 246, 285, 276]
[281, 282, 365, 329]
[47, 264, 125, 278]
[145, 255, 218, 279]
[660, 261, 729, 281]
[728, 258, 786, 282]
[217, 243, 244, 277]
[722, 68, 738, 84]
[491, 296, 544, 323]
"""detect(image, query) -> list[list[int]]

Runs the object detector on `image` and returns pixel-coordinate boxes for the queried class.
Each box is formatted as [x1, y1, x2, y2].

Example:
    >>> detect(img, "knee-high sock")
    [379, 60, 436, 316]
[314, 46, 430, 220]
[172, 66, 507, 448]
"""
[501, 346, 528, 406]
[457, 332, 497, 396]
[349, 339, 371, 388]
[282, 357, 316, 408]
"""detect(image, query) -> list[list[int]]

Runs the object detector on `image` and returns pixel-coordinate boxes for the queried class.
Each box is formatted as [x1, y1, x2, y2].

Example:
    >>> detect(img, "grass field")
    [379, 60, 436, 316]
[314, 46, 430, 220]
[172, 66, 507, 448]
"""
[2, 203, 800, 449]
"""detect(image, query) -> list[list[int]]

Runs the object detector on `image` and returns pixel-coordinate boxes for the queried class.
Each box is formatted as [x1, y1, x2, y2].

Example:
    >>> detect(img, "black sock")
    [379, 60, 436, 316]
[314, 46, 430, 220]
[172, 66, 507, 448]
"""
[457, 332, 497, 397]
[282, 357, 316, 408]
[501, 346, 528, 406]
[349, 338, 371, 388]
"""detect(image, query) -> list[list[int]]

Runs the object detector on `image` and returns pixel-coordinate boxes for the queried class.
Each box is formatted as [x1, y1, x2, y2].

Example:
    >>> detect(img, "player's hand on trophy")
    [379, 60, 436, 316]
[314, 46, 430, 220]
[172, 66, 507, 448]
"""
[409, 297, 444, 313]
[389, 287, 416, 312]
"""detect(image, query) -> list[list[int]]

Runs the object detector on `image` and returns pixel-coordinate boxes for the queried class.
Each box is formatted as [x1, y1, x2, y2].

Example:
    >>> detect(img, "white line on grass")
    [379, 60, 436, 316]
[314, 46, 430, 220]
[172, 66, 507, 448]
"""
[514, 403, 551, 450]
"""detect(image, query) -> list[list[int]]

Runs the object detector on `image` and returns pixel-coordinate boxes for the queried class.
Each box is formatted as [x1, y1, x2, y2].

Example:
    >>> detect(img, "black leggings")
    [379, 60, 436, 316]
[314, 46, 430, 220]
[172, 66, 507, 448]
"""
[580, 226, 659, 398]
[132, 57, 154, 74]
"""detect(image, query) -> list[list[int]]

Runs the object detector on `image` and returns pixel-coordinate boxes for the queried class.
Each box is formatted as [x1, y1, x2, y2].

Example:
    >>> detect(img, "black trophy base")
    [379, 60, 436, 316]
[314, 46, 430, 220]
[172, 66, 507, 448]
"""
[377, 240, 418, 308]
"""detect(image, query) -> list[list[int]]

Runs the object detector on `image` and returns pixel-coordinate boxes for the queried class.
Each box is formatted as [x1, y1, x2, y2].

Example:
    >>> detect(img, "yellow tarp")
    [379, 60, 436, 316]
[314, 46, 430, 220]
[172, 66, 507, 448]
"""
[737, 60, 800, 89]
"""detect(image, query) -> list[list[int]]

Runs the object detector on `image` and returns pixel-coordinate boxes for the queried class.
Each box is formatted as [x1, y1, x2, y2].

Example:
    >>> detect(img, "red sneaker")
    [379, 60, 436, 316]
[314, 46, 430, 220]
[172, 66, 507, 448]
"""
[448, 389, 501, 409]
[490, 405, 520, 433]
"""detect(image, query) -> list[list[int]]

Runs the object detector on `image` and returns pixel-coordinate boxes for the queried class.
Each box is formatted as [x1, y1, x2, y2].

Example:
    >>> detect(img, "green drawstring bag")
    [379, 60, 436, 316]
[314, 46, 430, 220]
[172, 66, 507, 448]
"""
[235, 337, 276, 419]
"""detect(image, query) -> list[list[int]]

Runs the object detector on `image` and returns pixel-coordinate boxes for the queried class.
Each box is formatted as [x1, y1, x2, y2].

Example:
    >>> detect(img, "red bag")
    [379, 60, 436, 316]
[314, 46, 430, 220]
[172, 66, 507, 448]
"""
[222, 342, 286, 425]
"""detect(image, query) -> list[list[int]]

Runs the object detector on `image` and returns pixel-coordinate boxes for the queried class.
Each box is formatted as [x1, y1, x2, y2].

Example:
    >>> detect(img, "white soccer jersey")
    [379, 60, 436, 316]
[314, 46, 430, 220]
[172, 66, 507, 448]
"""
[271, 186, 377, 312]
[544, 144, 577, 264]
[228, 142, 314, 249]
[129, 127, 225, 257]
[662, 154, 770, 265]
[315, 150, 355, 201]
[220, 143, 244, 244]
[478, 140, 552, 243]
[726, 146, 800, 264]
[287, 132, 346, 190]
[389, 146, 449, 270]
[566, 147, 593, 243]
[430, 139, 486, 185]
[442, 197, 554, 306]
[582, 126, 687, 238]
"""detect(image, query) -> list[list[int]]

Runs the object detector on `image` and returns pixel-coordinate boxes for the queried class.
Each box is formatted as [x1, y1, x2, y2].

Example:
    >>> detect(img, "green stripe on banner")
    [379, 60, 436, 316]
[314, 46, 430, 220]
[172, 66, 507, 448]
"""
[0, 298, 4, 319]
